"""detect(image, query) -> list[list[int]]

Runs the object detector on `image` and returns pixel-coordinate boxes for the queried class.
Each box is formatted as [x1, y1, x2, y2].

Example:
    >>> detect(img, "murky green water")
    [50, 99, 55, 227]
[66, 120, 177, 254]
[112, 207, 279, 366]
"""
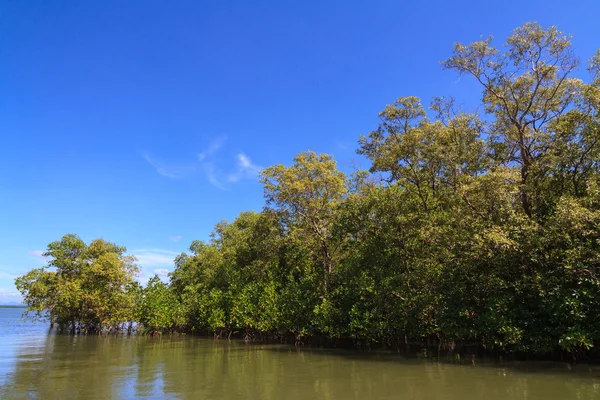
[1, 308, 599, 399]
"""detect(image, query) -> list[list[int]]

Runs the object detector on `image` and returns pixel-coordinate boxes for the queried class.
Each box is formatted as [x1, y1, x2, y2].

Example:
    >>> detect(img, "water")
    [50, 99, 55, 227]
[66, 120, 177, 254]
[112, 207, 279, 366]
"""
[0, 308, 599, 399]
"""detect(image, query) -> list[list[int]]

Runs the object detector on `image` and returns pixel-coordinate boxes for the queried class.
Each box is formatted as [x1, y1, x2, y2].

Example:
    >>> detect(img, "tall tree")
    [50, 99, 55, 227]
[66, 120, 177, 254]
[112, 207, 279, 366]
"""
[260, 151, 347, 289]
[442, 22, 583, 218]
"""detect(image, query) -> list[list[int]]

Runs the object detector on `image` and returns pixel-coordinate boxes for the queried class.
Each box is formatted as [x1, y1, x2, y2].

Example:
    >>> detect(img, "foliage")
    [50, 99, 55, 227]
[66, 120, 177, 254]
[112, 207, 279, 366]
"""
[16, 234, 139, 333]
[136, 276, 184, 334]
[15, 23, 600, 357]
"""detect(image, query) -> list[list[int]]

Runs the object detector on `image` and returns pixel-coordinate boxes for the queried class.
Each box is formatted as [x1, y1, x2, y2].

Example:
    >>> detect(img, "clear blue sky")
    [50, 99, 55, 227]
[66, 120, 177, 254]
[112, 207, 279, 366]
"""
[1, 0, 599, 303]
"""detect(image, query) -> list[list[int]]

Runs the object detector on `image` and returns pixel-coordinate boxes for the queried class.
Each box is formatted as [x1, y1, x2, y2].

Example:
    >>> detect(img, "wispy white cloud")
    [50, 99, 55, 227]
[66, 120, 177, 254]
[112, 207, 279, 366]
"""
[28, 250, 47, 263]
[130, 249, 179, 268]
[0, 289, 21, 296]
[0, 273, 23, 303]
[197, 137, 230, 189]
[0, 288, 22, 304]
[169, 235, 182, 243]
[228, 153, 262, 183]
[143, 136, 260, 190]
[142, 153, 196, 179]
[0, 267, 25, 304]
[130, 249, 179, 286]
[201, 162, 228, 190]
[197, 136, 227, 161]
[0, 270, 20, 279]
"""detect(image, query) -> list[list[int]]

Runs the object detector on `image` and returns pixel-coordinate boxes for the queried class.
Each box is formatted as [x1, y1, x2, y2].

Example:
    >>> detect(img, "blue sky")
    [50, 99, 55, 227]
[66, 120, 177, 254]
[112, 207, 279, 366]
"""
[1, 0, 599, 303]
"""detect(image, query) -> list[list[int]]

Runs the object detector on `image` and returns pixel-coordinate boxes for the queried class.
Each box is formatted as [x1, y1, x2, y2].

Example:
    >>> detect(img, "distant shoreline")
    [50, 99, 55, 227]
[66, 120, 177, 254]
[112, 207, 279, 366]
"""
[0, 305, 27, 308]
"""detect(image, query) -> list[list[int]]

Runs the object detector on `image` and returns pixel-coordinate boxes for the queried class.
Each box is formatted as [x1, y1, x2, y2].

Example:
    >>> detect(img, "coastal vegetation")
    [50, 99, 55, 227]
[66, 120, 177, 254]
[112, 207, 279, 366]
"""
[16, 22, 600, 358]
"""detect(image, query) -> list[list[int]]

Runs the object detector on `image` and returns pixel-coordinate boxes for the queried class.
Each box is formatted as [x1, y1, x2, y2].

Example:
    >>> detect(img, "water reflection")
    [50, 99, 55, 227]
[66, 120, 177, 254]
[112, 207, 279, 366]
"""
[0, 332, 599, 399]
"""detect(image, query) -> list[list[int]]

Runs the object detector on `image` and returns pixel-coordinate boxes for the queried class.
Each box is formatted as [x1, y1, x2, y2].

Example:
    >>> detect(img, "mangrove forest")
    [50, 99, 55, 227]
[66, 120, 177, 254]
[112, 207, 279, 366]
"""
[16, 22, 600, 359]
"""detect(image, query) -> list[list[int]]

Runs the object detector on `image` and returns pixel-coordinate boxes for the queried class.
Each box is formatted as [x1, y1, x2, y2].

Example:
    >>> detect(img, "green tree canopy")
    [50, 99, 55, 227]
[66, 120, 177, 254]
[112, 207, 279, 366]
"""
[16, 234, 139, 334]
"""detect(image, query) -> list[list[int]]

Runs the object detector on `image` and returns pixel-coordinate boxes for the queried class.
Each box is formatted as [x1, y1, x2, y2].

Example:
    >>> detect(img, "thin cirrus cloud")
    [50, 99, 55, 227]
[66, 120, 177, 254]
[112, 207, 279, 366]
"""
[0, 268, 24, 303]
[0, 288, 22, 304]
[200, 161, 228, 190]
[197, 135, 226, 161]
[28, 250, 48, 263]
[142, 136, 262, 189]
[130, 249, 179, 284]
[142, 153, 196, 179]
[130, 249, 179, 268]
[228, 153, 262, 183]
[0, 289, 21, 297]
[169, 235, 182, 243]
[0, 270, 20, 280]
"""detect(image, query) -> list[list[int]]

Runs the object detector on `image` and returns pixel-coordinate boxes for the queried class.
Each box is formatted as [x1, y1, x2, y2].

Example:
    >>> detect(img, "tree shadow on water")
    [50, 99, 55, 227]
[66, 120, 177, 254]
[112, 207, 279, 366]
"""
[255, 343, 600, 379]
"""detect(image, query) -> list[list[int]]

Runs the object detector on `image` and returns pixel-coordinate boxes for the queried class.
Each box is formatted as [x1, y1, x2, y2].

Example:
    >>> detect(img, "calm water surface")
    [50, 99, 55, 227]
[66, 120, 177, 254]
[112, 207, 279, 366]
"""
[0, 307, 599, 399]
